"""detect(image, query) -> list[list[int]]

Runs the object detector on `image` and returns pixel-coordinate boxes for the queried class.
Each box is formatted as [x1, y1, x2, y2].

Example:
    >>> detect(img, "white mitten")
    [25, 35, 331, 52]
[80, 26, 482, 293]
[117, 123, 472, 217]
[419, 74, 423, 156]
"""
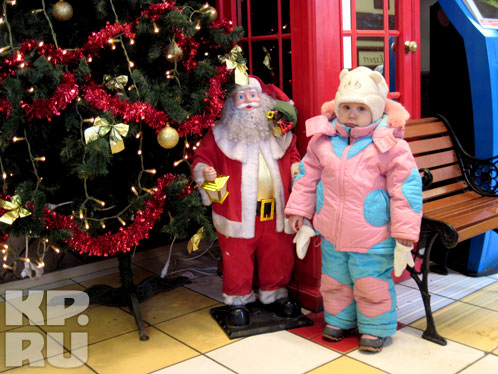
[293, 220, 315, 260]
[394, 240, 415, 277]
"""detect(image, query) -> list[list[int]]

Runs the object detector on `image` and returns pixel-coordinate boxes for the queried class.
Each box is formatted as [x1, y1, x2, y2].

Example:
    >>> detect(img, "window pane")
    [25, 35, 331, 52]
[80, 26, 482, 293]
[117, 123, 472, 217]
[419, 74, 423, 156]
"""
[356, 36, 396, 92]
[357, 36, 384, 70]
[250, 0, 279, 36]
[281, 0, 291, 34]
[240, 0, 248, 33]
[387, 36, 396, 92]
[282, 38, 292, 97]
[355, 0, 395, 30]
[343, 36, 352, 69]
[251, 40, 279, 86]
[342, 0, 351, 31]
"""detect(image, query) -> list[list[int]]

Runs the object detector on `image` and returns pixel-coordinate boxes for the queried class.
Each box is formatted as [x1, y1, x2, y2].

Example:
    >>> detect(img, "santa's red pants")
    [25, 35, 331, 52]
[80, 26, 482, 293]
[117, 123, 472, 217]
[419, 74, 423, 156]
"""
[217, 217, 295, 298]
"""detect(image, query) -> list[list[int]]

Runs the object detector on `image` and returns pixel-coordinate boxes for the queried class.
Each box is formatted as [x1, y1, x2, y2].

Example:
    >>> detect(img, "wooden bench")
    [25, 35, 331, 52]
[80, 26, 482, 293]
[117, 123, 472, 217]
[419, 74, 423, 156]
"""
[404, 115, 498, 345]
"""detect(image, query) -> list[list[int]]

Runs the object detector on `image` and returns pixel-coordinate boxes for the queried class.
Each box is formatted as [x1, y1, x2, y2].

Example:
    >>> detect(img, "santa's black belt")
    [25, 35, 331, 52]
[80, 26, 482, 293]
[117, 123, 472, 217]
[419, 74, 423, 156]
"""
[256, 198, 275, 221]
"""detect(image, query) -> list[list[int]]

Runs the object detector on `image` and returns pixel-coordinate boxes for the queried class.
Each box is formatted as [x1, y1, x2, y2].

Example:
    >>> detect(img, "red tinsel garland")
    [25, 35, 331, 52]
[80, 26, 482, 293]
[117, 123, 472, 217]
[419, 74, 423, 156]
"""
[20, 73, 79, 121]
[175, 29, 200, 73]
[0, 98, 11, 118]
[140, 1, 177, 21]
[82, 80, 170, 132]
[180, 66, 229, 136]
[43, 174, 178, 256]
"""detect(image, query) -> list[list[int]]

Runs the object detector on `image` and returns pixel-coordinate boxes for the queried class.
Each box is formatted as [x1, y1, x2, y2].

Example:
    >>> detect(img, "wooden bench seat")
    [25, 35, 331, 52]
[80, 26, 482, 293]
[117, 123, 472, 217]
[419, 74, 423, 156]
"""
[403, 115, 498, 345]
[424, 192, 498, 242]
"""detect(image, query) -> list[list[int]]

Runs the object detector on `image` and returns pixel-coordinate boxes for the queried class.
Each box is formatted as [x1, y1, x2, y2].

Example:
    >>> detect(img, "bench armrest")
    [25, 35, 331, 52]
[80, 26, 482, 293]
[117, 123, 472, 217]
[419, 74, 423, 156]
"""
[419, 168, 433, 189]
[437, 114, 498, 197]
[420, 216, 459, 249]
[460, 155, 498, 196]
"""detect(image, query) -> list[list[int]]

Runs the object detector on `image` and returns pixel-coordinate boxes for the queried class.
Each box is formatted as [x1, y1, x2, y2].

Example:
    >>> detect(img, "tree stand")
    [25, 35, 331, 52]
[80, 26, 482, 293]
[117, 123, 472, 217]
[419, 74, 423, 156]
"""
[85, 252, 189, 340]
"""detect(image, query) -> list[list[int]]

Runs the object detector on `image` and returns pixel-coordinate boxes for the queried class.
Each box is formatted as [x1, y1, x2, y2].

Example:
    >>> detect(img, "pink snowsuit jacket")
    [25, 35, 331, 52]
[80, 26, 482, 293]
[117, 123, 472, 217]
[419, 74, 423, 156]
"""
[285, 114, 422, 253]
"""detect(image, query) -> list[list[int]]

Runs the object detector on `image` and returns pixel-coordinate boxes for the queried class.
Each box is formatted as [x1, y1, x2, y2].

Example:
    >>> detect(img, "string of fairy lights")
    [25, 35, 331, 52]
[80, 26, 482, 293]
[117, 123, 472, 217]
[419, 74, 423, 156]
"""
[0, 0, 241, 274]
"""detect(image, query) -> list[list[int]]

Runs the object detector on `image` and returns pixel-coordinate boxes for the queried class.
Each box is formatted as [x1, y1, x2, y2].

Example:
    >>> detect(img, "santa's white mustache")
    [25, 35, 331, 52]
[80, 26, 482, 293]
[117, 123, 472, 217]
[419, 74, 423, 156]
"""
[236, 102, 261, 109]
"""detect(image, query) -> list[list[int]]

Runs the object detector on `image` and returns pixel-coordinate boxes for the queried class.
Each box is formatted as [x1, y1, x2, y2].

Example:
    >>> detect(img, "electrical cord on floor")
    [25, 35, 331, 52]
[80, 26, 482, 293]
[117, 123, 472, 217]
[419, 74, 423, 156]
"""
[166, 267, 218, 279]
[160, 239, 218, 279]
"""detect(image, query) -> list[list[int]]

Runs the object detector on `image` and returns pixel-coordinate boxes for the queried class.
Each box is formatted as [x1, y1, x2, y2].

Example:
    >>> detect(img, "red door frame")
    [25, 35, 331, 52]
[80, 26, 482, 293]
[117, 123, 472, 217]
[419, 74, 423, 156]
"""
[398, 0, 421, 118]
[288, 0, 343, 155]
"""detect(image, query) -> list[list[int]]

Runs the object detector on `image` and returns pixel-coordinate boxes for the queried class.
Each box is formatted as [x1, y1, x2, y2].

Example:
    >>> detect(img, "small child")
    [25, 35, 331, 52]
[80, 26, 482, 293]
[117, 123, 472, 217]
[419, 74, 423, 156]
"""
[285, 67, 422, 352]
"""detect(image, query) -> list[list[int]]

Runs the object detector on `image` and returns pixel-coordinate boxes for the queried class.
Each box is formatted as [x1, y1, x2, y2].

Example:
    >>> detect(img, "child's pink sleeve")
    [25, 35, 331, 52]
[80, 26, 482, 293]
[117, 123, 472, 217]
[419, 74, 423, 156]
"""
[384, 140, 423, 241]
[285, 137, 323, 220]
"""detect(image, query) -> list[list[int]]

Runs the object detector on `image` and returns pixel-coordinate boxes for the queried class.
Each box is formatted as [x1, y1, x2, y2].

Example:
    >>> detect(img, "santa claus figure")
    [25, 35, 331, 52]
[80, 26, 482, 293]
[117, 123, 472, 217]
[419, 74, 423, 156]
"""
[192, 76, 301, 326]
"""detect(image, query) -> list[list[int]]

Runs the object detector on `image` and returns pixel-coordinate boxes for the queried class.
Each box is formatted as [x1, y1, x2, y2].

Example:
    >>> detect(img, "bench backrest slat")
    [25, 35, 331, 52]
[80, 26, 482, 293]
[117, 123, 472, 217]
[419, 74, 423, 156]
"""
[415, 150, 458, 169]
[404, 119, 447, 139]
[405, 117, 468, 203]
[429, 164, 462, 184]
[408, 136, 453, 155]
[422, 181, 468, 201]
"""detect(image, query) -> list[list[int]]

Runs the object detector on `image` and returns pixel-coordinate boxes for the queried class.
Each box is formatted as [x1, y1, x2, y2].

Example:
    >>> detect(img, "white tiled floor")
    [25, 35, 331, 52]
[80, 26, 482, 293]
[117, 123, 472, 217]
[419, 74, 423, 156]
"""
[0, 244, 497, 373]
[395, 284, 455, 325]
[206, 330, 341, 374]
[347, 326, 484, 374]
[400, 272, 497, 299]
[459, 354, 498, 374]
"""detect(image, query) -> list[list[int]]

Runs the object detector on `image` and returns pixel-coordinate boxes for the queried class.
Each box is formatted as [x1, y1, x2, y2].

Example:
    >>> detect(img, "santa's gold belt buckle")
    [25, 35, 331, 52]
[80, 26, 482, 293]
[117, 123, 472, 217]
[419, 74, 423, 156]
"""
[259, 199, 275, 221]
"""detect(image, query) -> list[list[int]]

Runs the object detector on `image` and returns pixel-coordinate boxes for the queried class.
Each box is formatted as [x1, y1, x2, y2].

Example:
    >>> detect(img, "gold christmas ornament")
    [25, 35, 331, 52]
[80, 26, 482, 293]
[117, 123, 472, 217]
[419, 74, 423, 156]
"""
[201, 4, 218, 22]
[165, 41, 183, 63]
[52, 0, 73, 22]
[157, 125, 179, 149]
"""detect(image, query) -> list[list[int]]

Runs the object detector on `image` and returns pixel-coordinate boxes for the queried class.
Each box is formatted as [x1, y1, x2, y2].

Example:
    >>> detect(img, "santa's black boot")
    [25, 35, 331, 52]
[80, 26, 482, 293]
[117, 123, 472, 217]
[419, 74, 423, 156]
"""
[266, 298, 301, 318]
[226, 305, 250, 327]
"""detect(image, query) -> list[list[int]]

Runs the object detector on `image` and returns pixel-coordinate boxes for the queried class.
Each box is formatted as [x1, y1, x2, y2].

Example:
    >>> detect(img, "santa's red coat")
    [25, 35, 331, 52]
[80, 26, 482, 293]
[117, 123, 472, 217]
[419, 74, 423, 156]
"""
[192, 124, 300, 239]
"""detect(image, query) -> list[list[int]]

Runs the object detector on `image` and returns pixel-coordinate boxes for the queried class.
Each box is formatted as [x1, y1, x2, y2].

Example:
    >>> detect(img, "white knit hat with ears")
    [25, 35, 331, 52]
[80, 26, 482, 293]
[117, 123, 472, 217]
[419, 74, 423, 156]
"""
[334, 66, 388, 122]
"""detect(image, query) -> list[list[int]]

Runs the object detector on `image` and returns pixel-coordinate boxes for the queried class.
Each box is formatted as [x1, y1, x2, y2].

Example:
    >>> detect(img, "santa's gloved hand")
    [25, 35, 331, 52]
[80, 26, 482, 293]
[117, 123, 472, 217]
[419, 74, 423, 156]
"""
[394, 240, 415, 276]
[293, 220, 315, 260]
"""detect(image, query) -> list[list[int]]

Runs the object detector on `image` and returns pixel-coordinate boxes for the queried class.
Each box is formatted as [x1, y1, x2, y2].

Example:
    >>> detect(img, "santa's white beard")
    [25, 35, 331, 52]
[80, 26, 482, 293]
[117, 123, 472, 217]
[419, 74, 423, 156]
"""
[218, 94, 275, 144]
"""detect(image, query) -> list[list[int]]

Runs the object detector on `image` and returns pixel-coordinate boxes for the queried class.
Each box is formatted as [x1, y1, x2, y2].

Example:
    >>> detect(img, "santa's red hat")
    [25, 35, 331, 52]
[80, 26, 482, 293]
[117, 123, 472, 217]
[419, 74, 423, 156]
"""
[240, 75, 292, 102]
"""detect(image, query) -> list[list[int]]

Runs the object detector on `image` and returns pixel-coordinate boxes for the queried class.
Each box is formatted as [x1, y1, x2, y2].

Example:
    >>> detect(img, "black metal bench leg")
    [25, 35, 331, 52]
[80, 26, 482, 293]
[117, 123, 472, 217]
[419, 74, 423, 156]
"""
[408, 233, 447, 345]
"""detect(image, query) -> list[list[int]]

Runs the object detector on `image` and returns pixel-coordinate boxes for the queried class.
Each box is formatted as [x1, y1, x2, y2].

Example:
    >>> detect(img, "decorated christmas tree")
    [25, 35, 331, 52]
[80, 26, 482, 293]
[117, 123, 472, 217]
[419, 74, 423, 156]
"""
[0, 0, 244, 281]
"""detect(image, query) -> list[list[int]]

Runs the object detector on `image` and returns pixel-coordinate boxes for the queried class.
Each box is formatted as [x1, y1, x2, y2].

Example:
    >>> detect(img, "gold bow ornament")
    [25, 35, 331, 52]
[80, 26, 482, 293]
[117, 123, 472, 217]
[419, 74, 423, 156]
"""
[187, 226, 204, 254]
[219, 46, 249, 85]
[103, 75, 128, 95]
[84, 117, 129, 154]
[0, 195, 31, 225]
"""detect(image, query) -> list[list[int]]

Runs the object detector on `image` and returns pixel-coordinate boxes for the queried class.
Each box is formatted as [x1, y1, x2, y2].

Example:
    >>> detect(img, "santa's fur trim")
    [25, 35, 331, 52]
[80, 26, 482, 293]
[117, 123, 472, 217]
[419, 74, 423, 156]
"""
[211, 138, 287, 238]
[223, 291, 257, 306]
[259, 288, 288, 304]
[192, 162, 213, 206]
